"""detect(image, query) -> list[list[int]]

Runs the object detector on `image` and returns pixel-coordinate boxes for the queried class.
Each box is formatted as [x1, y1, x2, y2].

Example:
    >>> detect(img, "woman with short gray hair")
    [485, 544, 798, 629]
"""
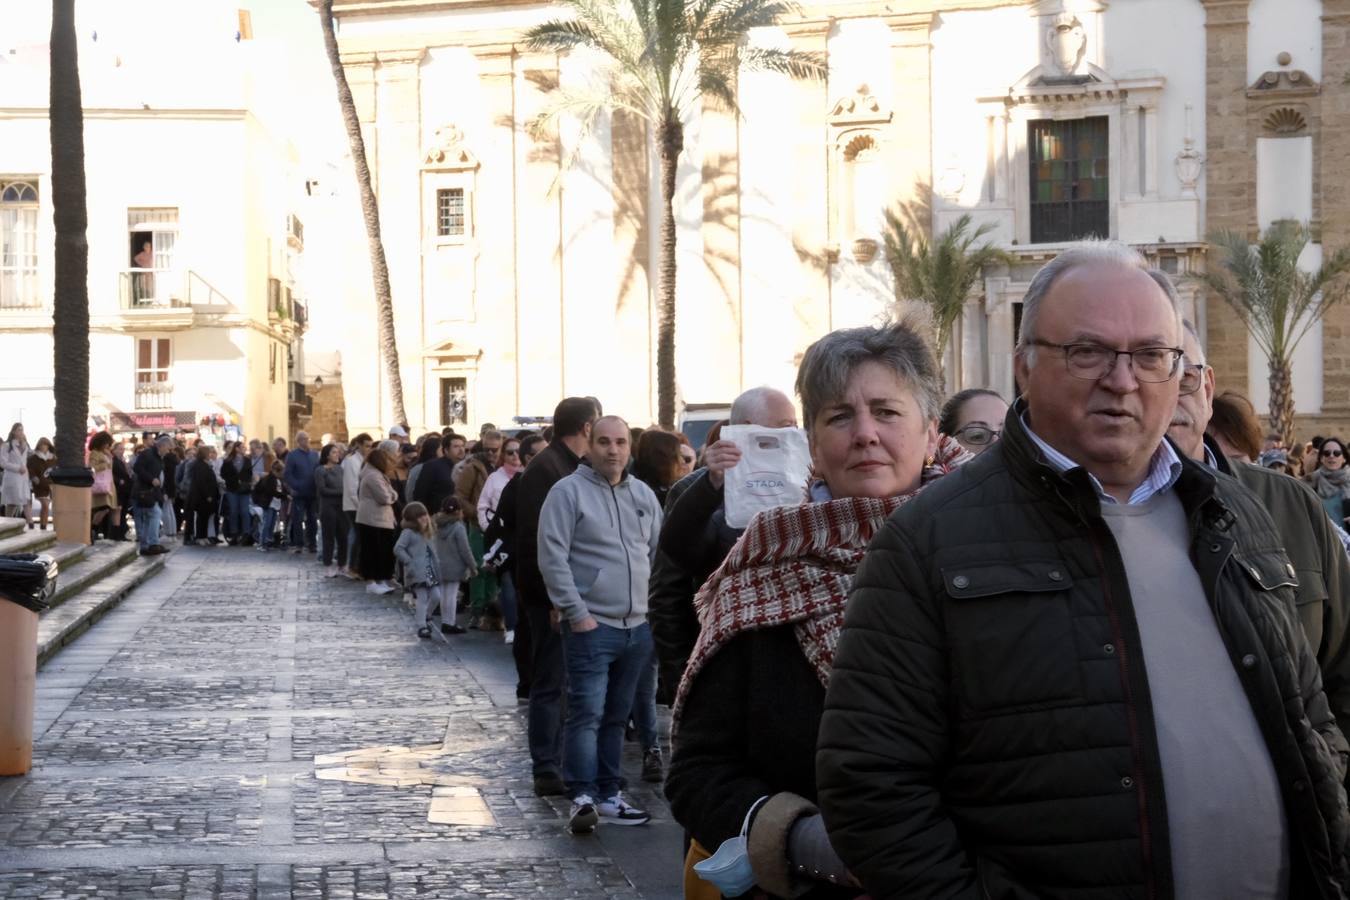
[665, 316, 970, 899]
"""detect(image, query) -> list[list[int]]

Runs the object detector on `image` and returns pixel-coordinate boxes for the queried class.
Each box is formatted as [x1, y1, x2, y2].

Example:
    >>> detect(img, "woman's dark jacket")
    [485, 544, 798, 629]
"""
[666, 624, 859, 900]
[482, 470, 522, 574]
[221, 455, 253, 493]
[252, 474, 284, 509]
[315, 465, 345, 511]
[184, 460, 220, 508]
[112, 453, 133, 506]
[817, 405, 1350, 900]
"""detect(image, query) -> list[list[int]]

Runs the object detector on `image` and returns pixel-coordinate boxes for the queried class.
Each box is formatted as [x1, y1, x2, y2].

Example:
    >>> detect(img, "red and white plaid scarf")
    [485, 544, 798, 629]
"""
[672, 436, 971, 728]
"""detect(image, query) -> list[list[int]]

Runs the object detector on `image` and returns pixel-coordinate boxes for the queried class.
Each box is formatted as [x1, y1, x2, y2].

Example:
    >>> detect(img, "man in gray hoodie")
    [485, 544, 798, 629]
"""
[538, 415, 662, 834]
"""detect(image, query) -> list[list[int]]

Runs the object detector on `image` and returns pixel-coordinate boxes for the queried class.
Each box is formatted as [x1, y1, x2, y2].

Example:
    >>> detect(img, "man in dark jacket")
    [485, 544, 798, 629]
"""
[282, 431, 319, 553]
[517, 396, 598, 797]
[651, 387, 797, 697]
[131, 435, 172, 556]
[412, 448, 458, 515]
[818, 243, 1350, 899]
[484, 433, 546, 702]
[1171, 320, 1350, 744]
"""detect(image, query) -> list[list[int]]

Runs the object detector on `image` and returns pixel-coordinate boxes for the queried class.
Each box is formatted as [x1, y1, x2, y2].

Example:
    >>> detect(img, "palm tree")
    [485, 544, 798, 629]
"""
[522, 0, 825, 428]
[49, 0, 91, 488]
[882, 207, 1013, 367]
[1197, 220, 1350, 446]
[316, 0, 407, 429]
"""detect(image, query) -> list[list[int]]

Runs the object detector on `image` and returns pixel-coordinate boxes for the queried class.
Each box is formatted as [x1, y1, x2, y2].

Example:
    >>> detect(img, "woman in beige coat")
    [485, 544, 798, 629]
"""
[356, 447, 399, 595]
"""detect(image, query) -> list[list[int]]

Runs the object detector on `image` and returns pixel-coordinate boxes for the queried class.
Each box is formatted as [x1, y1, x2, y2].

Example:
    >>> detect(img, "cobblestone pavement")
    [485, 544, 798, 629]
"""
[0, 546, 683, 899]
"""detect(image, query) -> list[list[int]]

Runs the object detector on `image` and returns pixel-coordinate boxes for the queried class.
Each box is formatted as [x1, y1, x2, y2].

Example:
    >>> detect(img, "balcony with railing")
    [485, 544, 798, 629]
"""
[120, 268, 187, 309]
[134, 381, 175, 411]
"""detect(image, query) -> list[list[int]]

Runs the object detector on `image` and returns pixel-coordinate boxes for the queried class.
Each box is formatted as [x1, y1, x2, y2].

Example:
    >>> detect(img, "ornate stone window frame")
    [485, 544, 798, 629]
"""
[981, 70, 1165, 247]
[827, 85, 892, 264]
[421, 124, 479, 249]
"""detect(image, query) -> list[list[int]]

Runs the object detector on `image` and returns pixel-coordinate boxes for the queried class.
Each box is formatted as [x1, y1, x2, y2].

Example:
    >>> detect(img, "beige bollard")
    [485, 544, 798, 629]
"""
[0, 598, 38, 776]
[51, 482, 92, 547]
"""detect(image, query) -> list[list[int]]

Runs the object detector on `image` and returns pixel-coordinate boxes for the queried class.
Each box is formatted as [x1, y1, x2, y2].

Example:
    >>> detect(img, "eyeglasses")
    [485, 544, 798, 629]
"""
[1032, 340, 1184, 383]
[953, 423, 1000, 447]
[1179, 364, 1206, 396]
[1322, 448, 1344, 458]
[504, 449, 520, 457]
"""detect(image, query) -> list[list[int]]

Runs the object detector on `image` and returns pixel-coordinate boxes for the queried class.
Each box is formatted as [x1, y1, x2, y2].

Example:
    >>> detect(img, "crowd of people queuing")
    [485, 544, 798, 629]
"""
[7, 237, 1350, 896]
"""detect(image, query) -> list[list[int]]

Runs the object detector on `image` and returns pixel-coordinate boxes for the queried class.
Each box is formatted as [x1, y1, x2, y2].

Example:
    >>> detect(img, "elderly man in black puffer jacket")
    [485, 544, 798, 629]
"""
[818, 243, 1350, 900]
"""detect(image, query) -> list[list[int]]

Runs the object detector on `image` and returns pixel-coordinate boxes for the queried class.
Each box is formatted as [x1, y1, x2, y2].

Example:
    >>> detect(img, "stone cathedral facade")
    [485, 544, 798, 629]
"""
[325, 0, 1350, 442]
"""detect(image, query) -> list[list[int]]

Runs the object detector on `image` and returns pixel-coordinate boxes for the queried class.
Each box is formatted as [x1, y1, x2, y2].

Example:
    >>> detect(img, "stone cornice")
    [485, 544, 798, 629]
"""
[331, 0, 542, 17]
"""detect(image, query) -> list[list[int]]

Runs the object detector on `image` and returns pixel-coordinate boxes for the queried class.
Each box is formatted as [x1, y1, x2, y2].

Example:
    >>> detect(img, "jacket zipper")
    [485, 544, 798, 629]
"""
[607, 481, 635, 625]
[1087, 532, 1157, 900]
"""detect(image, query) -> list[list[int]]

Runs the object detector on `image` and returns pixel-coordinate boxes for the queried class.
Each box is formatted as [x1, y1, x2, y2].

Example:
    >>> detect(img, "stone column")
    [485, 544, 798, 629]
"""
[471, 44, 521, 417]
[784, 23, 831, 350]
[697, 91, 743, 402]
[886, 14, 934, 215]
[611, 109, 654, 421]
[374, 49, 426, 429]
[1320, 0, 1350, 417]
[513, 51, 565, 412]
[1200, 0, 1253, 397]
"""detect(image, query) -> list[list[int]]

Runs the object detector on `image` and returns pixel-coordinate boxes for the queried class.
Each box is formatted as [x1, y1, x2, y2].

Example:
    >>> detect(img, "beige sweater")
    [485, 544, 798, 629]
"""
[355, 465, 397, 529]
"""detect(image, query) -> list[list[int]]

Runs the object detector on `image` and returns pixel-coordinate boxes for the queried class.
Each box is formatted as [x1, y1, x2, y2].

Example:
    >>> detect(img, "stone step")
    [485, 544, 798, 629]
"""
[0, 516, 27, 540]
[37, 554, 167, 667]
[46, 541, 139, 609]
[0, 528, 57, 558]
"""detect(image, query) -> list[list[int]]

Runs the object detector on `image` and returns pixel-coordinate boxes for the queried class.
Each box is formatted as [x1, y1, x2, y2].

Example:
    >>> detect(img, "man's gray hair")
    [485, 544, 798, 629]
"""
[155, 435, 173, 448]
[795, 315, 944, 430]
[730, 386, 789, 426]
[1016, 240, 1183, 364]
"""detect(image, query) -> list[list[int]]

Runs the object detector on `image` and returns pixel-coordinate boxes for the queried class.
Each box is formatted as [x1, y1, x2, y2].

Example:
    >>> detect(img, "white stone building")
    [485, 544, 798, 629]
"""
[0, 1, 310, 444]
[318, 0, 1349, 441]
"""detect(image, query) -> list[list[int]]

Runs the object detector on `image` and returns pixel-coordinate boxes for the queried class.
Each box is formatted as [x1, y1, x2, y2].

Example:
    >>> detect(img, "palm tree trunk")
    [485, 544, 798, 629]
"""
[656, 116, 683, 429]
[49, 0, 91, 482]
[318, 0, 407, 430]
[1268, 357, 1296, 449]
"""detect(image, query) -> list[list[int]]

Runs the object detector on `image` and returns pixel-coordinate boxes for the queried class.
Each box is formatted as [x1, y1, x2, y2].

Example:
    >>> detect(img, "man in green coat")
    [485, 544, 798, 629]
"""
[1170, 320, 1350, 738]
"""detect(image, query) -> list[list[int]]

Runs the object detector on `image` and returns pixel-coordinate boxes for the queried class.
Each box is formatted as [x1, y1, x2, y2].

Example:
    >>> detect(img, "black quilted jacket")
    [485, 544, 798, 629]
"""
[817, 404, 1350, 900]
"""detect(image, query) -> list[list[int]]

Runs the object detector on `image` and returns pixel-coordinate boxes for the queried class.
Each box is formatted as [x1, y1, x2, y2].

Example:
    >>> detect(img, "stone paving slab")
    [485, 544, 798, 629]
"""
[2, 543, 683, 899]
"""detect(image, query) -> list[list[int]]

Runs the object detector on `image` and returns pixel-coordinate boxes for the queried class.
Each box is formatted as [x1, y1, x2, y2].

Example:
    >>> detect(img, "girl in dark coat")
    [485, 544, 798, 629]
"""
[185, 445, 220, 546]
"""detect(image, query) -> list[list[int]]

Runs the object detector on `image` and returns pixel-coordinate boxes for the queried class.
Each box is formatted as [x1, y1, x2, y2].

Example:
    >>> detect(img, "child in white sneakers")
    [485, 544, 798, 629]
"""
[431, 497, 476, 636]
[393, 502, 452, 640]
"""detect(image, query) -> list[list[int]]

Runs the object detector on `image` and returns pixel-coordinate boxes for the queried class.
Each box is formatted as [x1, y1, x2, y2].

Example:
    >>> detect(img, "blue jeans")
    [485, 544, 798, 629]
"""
[259, 506, 279, 548]
[225, 491, 251, 539]
[632, 648, 659, 751]
[132, 503, 162, 551]
[288, 495, 317, 550]
[560, 621, 653, 800]
[498, 570, 519, 631]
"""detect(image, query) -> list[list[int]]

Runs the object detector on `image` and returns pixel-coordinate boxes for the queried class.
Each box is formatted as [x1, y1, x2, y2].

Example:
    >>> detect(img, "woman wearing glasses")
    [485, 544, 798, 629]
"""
[938, 389, 1007, 455]
[1307, 436, 1350, 527]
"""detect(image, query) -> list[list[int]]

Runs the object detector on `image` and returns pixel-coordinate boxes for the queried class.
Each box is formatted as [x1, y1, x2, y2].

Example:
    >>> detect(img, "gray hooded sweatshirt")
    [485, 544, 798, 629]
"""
[537, 464, 662, 629]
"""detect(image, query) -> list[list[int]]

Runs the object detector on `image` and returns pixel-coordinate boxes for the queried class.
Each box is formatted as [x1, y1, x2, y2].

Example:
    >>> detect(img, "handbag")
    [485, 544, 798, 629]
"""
[92, 467, 113, 495]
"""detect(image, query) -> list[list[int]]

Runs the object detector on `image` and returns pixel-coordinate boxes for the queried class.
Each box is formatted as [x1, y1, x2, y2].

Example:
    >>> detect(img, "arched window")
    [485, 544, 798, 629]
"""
[0, 180, 39, 309]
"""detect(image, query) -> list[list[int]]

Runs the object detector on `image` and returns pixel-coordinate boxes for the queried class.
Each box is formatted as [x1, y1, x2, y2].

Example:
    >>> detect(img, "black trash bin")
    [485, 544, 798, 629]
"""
[0, 553, 55, 776]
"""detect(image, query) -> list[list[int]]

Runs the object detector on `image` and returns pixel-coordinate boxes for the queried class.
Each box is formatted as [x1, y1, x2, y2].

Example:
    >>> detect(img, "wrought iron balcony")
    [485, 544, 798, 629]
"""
[134, 382, 174, 411]
[120, 269, 187, 309]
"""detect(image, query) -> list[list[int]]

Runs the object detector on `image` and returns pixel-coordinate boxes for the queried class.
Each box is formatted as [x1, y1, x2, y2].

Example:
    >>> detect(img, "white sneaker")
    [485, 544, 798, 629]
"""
[568, 794, 598, 834]
[503, 630, 515, 645]
[365, 582, 382, 594]
[375, 582, 397, 595]
[596, 794, 649, 825]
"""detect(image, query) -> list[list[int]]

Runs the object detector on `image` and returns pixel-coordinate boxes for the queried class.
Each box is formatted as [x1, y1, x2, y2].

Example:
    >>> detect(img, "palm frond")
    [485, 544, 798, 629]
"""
[696, 66, 740, 115]
[735, 45, 826, 80]
[521, 19, 604, 54]
[700, 1, 802, 48]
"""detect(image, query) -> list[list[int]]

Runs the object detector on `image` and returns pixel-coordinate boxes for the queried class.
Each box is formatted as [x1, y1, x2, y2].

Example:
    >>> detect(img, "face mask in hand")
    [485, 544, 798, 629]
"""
[693, 796, 768, 898]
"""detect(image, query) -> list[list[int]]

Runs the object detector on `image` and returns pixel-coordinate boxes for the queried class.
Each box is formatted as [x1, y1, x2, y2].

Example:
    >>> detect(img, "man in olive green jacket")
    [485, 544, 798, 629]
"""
[1171, 322, 1350, 737]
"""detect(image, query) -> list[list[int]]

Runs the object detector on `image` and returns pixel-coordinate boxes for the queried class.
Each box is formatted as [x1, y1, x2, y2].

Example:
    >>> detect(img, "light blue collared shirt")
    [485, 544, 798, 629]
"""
[1022, 415, 1183, 506]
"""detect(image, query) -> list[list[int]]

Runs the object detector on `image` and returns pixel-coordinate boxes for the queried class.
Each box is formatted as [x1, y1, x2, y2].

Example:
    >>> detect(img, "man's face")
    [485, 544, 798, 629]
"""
[447, 438, 466, 462]
[1015, 266, 1182, 488]
[482, 436, 502, 457]
[589, 419, 630, 483]
[273, 439, 286, 453]
[1167, 329, 1214, 461]
[296, 434, 310, 450]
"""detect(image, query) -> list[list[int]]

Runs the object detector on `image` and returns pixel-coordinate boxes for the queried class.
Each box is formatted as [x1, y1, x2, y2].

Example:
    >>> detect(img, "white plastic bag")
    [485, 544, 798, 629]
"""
[720, 425, 812, 529]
